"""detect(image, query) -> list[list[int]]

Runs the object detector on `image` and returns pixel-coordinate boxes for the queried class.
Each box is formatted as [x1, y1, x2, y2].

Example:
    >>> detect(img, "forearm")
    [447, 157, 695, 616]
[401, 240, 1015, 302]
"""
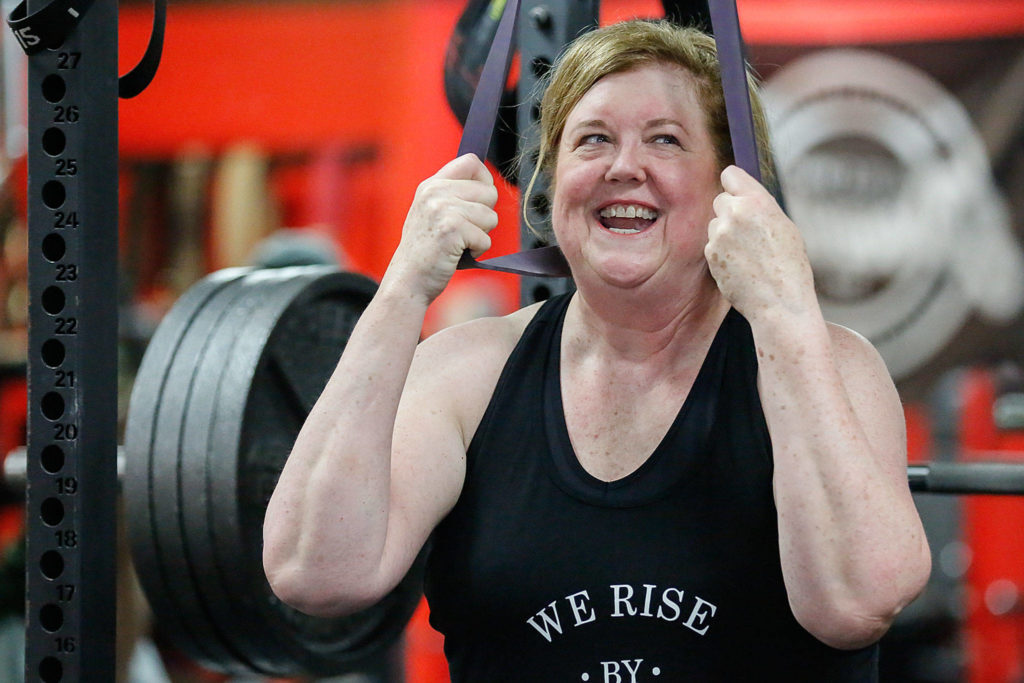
[263, 155, 498, 615]
[751, 309, 930, 648]
[263, 273, 428, 610]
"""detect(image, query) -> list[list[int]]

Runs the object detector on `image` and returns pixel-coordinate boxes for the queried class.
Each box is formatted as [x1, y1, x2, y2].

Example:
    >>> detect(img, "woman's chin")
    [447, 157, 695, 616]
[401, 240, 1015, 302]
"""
[579, 255, 660, 291]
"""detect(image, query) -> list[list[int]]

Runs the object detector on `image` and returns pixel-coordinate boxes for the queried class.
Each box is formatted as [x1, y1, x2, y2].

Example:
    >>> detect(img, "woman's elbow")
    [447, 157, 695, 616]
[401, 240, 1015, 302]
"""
[263, 542, 393, 618]
[802, 609, 894, 650]
[800, 547, 933, 650]
[264, 559, 378, 618]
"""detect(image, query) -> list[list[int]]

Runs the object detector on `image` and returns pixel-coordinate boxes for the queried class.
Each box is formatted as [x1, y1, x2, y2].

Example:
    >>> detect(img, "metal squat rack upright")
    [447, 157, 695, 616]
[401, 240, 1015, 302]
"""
[516, 0, 597, 305]
[22, 0, 119, 678]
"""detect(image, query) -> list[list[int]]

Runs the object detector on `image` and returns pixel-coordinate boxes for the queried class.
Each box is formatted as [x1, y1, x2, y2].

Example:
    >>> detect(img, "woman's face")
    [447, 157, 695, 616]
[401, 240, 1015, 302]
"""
[551, 62, 722, 291]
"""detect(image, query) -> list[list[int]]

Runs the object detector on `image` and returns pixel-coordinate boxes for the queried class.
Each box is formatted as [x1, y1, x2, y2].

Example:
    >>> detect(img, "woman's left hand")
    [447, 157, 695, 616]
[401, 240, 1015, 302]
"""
[705, 165, 818, 323]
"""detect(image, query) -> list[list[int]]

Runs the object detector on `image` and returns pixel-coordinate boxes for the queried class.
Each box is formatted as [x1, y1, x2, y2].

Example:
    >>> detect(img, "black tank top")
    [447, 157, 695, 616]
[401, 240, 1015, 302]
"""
[424, 293, 878, 682]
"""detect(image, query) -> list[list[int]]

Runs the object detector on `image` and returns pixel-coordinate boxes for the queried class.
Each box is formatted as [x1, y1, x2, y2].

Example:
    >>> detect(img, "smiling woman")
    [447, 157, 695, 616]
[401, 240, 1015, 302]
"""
[550, 63, 722, 292]
[262, 19, 932, 682]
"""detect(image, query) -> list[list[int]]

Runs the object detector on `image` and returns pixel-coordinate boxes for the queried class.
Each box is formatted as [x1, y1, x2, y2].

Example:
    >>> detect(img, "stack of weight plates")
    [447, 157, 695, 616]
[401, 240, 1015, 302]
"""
[764, 49, 1024, 381]
[124, 265, 425, 677]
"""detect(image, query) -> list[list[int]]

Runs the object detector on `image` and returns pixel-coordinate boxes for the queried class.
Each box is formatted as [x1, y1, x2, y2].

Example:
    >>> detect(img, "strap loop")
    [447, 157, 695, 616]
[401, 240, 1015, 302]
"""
[119, 0, 166, 98]
[454, 0, 572, 278]
[5, 0, 165, 98]
[5, 0, 95, 54]
[452, 0, 760, 278]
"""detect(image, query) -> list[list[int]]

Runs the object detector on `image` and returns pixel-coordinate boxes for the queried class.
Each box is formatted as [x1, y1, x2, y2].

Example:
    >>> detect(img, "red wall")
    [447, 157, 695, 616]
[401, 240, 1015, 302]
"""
[115, 0, 1024, 285]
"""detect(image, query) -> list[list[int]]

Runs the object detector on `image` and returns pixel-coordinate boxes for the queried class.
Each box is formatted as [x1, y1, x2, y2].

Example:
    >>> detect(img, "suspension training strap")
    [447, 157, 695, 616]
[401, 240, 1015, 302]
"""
[6, 0, 165, 98]
[454, 0, 572, 278]
[707, 0, 761, 181]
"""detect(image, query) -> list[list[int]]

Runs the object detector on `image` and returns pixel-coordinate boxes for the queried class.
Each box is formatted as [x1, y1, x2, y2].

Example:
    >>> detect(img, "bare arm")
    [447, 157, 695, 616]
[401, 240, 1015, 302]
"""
[263, 155, 499, 616]
[706, 166, 931, 649]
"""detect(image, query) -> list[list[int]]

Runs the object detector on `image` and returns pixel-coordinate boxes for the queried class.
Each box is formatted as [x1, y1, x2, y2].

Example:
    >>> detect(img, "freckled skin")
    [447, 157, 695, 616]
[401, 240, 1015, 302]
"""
[552, 64, 723, 295]
[264, 54, 931, 652]
[700, 165, 930, 647]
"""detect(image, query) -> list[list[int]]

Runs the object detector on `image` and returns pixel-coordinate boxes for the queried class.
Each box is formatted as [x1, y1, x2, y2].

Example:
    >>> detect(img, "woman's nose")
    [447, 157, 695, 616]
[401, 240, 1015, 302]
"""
[605, 143, 647, 183]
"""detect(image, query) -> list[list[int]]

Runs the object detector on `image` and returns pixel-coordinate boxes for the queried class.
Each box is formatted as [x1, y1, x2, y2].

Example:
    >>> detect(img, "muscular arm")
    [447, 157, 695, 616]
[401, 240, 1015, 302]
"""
[706, 166, 931, 649]
[262, 155, 499, 616]
[754, 313, 930, 649]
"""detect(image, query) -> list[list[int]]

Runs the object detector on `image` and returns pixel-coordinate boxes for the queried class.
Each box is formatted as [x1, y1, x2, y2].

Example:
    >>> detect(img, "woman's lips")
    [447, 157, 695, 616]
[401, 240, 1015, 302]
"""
[596, 203, 659, 234]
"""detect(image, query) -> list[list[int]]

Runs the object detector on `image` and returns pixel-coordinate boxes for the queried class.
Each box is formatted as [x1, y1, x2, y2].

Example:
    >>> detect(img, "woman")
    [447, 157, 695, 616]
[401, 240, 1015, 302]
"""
[263, 20, 931, 681]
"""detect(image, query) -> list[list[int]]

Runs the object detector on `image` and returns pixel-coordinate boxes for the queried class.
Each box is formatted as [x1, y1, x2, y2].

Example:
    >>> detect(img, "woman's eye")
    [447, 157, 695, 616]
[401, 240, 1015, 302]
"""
[652, 134, 681, 146]
[579, 133, 608, 145]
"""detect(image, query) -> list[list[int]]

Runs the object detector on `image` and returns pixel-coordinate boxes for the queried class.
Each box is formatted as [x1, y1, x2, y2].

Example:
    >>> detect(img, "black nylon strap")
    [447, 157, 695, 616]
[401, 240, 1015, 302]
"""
[5, 0, 94, 53]
[5, 0, 165, 98]
[456, 0, 516, 163]
[455, 0, 572, 278]
[707, 0, 761, 181]
[118, 0, 166, 98]
[456, 0, 758, 278]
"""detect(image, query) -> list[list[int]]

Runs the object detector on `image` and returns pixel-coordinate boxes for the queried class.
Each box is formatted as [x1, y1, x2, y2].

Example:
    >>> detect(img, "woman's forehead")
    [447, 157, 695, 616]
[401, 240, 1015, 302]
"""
[565, 64, 705, 127]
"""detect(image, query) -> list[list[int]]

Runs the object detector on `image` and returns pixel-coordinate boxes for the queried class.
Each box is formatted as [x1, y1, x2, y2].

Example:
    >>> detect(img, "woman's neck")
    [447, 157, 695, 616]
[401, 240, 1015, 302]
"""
[563, 271, 731, 370]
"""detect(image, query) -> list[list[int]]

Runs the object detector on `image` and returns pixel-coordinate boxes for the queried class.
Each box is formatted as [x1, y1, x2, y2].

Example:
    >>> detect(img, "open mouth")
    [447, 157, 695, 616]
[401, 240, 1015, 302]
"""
[597, 204, 659, 234]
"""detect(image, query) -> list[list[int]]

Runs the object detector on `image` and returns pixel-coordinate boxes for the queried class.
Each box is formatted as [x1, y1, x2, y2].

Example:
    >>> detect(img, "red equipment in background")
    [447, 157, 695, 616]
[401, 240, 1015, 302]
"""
[959, 368, 1024, 683]
[0, 376, 26, 566]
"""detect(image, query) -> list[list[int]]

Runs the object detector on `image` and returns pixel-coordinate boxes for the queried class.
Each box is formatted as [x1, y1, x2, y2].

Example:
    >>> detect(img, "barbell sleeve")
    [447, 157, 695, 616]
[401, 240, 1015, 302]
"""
[907, 461, 1024, 495]
[2, 446, 124, 494]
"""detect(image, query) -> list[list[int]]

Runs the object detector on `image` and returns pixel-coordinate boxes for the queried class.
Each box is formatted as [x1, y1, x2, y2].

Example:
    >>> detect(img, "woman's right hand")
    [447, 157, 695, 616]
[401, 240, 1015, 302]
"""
[384, 154, 499, 303]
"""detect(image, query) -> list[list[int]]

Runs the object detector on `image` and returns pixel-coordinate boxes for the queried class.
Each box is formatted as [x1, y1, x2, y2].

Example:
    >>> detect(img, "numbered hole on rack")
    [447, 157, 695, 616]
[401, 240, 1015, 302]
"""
[41, 339, 65, 368]
[39, 603, 64, 632]
[41, 75, 66, 103]
[42, 128, 66, 157]
[38, 656, 62, 682]
[42, 233, 66, 262]
[40, 445, 65, 474]
[39, 550, 64, 580]
[42, 180, 65, 209]
[41, 286, 65, 315]
[41, 392, 65, 421]
[40, 498, 65, 527]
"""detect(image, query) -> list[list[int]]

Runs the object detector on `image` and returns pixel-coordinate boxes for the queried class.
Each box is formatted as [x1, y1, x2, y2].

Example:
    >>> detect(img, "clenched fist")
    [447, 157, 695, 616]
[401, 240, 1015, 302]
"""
[385, 154, 500, 304]
[705, 166, 818, 324]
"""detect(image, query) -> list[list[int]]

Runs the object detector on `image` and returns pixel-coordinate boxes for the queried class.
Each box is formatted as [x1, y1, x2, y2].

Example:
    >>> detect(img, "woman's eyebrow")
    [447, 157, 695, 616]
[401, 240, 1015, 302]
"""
[646, 117, 688, 132]
[571, 119, 608, 130]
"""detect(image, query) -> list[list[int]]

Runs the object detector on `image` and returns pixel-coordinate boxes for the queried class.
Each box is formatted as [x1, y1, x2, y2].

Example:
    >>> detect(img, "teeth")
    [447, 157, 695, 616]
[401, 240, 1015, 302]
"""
[599, 204, 658, 220]
[608, 227, 640, 234]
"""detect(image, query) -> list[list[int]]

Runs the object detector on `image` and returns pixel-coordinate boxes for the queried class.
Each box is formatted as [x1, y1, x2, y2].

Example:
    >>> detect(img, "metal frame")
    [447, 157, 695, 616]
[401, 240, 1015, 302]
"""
[516, 0, 597, 305]
[23, 0, 119, 677]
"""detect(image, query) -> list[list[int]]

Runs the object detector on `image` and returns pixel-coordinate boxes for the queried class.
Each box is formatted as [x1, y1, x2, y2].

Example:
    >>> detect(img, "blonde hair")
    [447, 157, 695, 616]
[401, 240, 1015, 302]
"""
[524, 20, 775, 232]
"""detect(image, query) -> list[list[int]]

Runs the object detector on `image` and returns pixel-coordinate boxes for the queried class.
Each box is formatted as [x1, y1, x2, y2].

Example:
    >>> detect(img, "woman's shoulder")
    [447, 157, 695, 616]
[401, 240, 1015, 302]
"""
[418, 300, 546, 360]
[409, 300, 547, 391]
[406, 301, 548, 441]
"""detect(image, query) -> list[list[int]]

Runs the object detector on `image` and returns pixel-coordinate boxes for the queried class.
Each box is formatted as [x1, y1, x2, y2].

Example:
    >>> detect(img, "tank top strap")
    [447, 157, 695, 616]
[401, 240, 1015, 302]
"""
[465, 293, 573, 474]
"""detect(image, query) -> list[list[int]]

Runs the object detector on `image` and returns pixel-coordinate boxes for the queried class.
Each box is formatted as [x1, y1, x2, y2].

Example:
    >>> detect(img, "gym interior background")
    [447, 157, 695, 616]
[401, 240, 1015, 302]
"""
[2, 0, 1024, 680]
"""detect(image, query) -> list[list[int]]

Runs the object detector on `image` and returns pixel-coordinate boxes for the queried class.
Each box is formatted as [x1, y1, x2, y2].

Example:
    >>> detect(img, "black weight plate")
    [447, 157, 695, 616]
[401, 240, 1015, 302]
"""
[238, 272, 420, 672]
[206, 267, 425, 677]
[123, 267, 252, 671]
[202, 267, 372, 673]
[143, 271, 260, 674]
[245, 271, 426, 676]
[179, 267, 331, 673]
